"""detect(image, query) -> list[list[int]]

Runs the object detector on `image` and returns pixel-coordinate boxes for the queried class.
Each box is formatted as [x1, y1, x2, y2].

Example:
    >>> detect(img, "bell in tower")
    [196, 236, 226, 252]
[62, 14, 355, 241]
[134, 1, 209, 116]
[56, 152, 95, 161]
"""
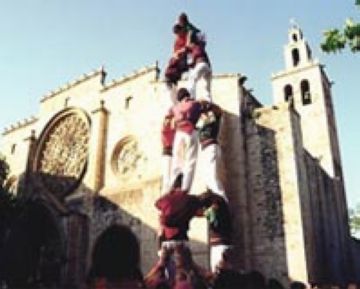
[285, 21, 313, 69]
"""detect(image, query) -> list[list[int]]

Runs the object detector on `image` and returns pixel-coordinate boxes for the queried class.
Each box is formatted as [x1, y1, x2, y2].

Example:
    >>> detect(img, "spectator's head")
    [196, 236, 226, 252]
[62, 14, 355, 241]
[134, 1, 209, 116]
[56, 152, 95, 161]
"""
[267, 278, 285, 289]
[177, 87, 191, 102]
[246, 270, 266, 289]
[347, 283, 359, 289]
[213, 268, 245, 289]
[290, 281, 307, 289]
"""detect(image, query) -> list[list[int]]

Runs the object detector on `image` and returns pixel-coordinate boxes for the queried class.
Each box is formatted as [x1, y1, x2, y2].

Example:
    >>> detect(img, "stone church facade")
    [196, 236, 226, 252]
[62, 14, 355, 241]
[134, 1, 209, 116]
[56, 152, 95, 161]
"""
[0, 26, 356, 287]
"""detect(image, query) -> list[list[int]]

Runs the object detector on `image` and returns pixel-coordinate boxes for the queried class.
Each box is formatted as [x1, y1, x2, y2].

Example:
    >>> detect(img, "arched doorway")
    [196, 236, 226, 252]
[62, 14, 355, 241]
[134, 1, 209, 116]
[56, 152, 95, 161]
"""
[89, 225, 140, 282]
[2, 201, 64, 288]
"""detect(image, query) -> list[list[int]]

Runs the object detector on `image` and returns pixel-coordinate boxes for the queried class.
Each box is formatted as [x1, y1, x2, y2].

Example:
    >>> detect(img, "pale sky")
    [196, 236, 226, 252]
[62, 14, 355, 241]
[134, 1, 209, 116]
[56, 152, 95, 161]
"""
[0, 0, 359, 207]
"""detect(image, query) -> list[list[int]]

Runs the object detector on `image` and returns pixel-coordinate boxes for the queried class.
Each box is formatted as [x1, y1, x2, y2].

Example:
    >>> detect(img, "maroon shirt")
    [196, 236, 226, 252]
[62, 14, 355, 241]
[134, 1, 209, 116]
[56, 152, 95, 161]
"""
[155, 189, 201, 241]
[168, 99, 201, 135]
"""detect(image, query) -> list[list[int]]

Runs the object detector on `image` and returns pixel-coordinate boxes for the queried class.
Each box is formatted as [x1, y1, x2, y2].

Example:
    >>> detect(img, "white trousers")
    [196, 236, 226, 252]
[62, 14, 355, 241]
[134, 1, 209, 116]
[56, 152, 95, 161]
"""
[187, 62, 212, 101]
[161, 154, 172, 194]
[202, 144, 227, 200]
[210, 244, 232, 273]
[170, 130, 198, 192]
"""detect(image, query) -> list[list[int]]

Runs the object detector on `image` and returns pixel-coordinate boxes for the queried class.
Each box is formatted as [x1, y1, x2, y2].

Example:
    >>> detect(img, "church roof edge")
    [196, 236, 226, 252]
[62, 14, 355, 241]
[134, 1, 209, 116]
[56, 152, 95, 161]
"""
[2, 116, 38, 136]
[101, 65, 158, 91]
[40, 67, 105, 103]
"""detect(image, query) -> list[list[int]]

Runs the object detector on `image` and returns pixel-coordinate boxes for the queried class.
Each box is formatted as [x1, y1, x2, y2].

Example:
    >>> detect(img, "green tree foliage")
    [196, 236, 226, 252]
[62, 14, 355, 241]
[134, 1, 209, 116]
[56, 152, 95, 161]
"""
[349, 203, 360, 237]
[0, 154, 26, 243]
[0, 154, 9, 187]
[321, 3, 360, 53]
[0, 154, 17, 233]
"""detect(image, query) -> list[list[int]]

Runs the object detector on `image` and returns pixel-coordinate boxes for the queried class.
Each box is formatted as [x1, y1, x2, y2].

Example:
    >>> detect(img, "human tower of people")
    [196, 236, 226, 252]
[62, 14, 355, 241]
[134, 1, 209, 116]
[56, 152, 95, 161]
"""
[145, 13, 233, 289]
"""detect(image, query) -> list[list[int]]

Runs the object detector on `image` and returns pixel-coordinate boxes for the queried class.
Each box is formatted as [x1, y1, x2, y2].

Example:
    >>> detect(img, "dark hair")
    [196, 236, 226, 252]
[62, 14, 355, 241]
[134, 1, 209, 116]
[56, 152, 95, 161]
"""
[290, 281, 307, 289]
[173, 23, 185, 34]
[179, 13, 189, 25]
[177, 88, 190, 102]
[246, 270, 266, 289]
[267, 278, 285, 289]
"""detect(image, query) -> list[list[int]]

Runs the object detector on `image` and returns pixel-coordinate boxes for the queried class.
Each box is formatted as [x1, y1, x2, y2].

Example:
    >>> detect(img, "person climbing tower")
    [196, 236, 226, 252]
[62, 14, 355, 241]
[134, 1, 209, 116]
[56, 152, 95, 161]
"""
[164, 24, 189, 105]
[164, 13, 209, 105]
[199, 191, 233, 273]
[177, 13, 205, 47]
[167, 88, 201, 193]
[196, 100, 226, 199]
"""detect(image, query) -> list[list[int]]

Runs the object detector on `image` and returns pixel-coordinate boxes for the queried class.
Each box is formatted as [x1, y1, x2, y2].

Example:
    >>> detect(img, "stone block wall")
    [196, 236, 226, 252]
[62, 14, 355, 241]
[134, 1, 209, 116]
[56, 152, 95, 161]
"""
[303, 151, 351, 286]
[244, 101, 309, 284]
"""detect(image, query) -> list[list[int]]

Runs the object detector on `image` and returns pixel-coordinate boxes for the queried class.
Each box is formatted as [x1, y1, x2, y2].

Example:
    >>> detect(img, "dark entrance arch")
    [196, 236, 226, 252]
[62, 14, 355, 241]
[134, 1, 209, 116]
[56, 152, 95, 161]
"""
[2, 201, 64, 288]
[89, 225, 141, 282]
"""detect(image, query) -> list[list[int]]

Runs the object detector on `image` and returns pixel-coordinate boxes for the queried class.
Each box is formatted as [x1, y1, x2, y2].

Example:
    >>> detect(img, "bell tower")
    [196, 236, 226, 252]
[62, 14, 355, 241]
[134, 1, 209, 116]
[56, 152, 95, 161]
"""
[271, 24, 351, 284]
[284, 25, 313, 71]
[271, 24, 342, 178]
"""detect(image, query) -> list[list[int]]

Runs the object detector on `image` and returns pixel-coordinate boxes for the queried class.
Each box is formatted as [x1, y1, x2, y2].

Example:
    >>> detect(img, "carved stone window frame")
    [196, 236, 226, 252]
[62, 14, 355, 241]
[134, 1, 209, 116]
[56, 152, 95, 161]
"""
[33, 107, 91, 198]
[111, 135, 144, 183]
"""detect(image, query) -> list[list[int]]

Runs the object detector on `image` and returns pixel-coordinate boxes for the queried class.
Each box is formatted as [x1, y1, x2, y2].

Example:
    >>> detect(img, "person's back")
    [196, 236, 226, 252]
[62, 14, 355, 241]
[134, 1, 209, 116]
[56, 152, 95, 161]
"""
[155, 188, 201, 241]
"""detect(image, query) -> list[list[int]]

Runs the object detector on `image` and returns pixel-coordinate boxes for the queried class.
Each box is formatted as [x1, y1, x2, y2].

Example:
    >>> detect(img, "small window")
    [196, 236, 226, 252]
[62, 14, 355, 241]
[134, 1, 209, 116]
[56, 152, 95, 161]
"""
[292, 33, 298, 42]
[306, 45, 312, 60]
[301, 80, 311, 105]
[125, 96, 133, 109]
[64, 97, 70, 107]
[284, 84, 293, 102]
[292, 48, 300, 66]
[11, 144, 16, 154]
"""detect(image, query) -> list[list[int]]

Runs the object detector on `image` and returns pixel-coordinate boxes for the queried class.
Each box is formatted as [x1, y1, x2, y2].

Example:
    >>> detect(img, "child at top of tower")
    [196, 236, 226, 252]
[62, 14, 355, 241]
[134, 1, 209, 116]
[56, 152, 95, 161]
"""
[177, 13, 205, 46]
[164, 24, 189, 87]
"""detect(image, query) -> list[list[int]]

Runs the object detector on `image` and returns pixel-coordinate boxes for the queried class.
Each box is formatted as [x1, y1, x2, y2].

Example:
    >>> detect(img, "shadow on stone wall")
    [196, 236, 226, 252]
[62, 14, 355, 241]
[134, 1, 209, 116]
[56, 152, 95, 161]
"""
[238, 96, 289, 283]
[245, 121, 288, 281]
[303, 150, 352, 286]
[217, 106, 287, 281]
[0, 171, 209, 289]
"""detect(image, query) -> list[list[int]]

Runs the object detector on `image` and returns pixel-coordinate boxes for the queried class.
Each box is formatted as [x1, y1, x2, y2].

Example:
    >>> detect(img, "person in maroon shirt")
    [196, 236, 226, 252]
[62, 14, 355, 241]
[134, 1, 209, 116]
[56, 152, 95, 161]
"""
[196, 100, 226, 200]
[177, 13, 203, 47]
[164, 24, 189, 106]
[198, 190, 233, 273]
[167, 88, 201, 192]
[155, 174, 202, 243]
